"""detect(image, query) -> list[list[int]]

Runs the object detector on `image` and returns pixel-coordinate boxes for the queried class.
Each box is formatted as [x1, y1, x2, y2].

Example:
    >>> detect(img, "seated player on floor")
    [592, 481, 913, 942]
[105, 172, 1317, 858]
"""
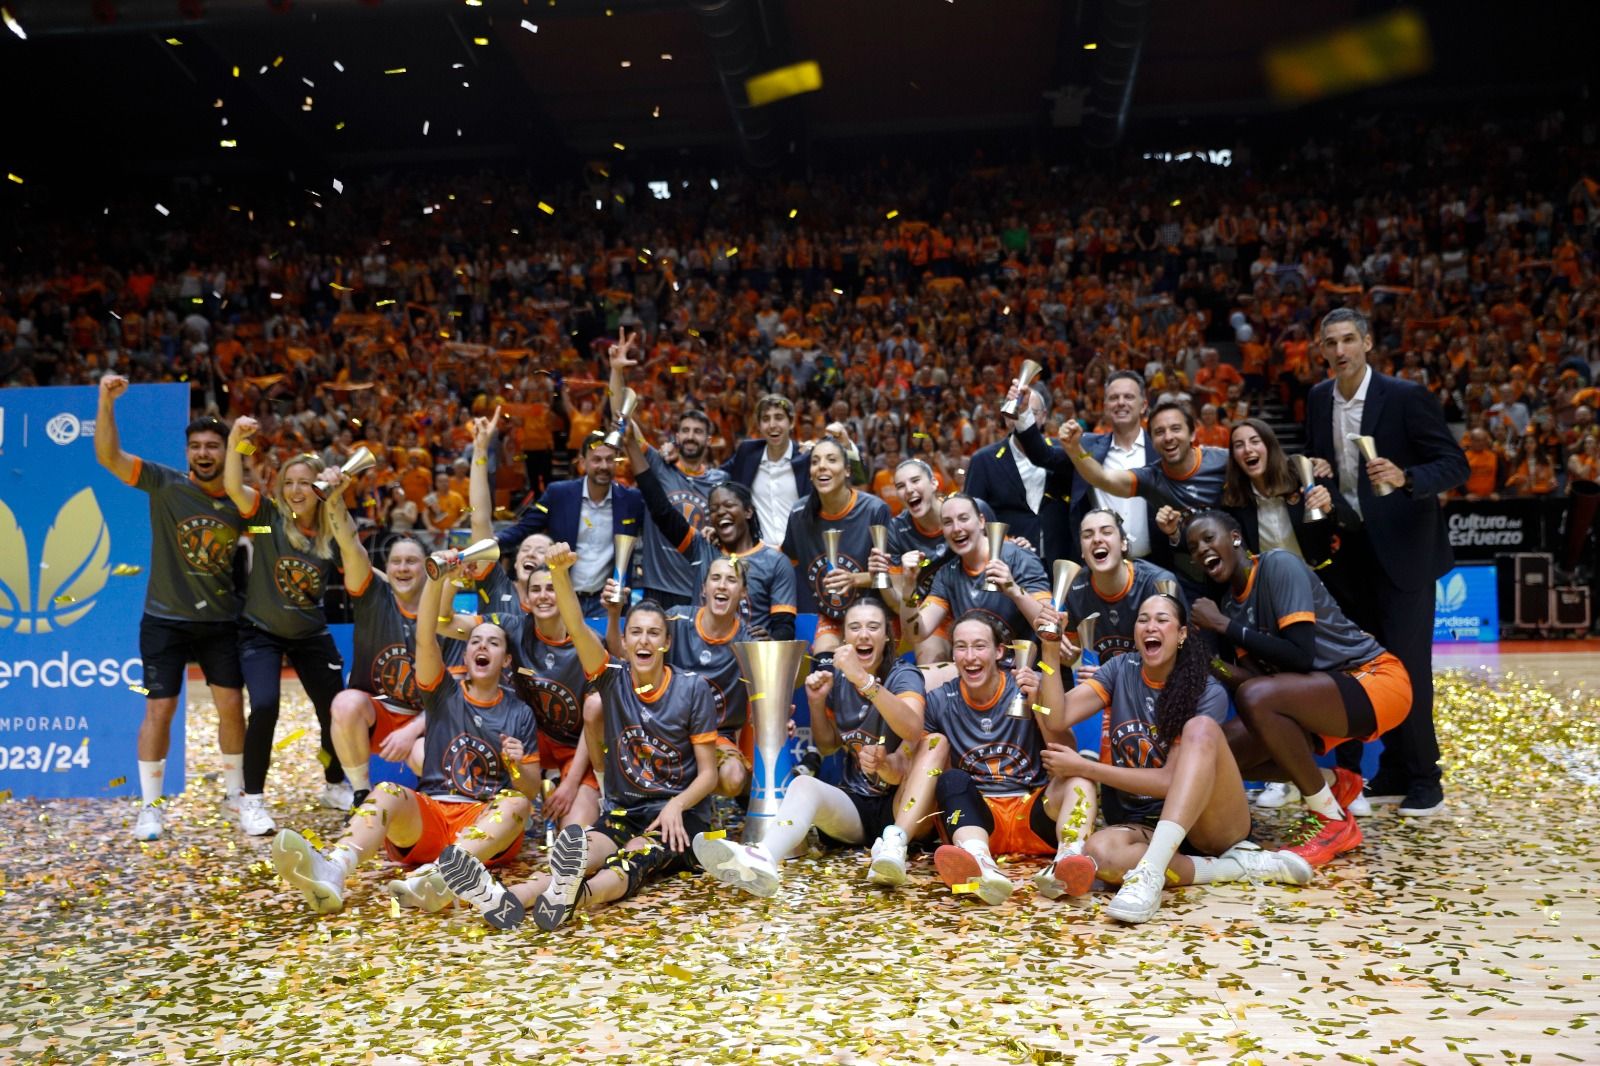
[692, 595, 943, 896]
[433, 543, 721, 931]
[1184, 511, 1411, 867]
[1039, 592, 1313, 924]
[269, 558, 540, 916]
[889, 610, 1094, 905]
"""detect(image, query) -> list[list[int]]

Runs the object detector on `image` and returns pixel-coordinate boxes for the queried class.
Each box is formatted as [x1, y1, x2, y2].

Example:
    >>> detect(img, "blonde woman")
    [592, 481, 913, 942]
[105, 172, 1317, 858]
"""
[225, 417, 351, 835]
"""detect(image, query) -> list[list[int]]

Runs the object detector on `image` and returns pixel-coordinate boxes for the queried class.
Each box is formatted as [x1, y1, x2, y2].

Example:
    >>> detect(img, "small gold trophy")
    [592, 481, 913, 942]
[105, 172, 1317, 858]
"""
[1291, 454, 1327, 520]
[869, 524, 891, 590]
[982, 521, 1009, 592]
[999, 359, 1044, 417]
[1348, 434, 1393, 496]
[609, 534, 638, 604]
[426, 537, 500, 580]
[823, 528, 843, 570]
[1005, 641, 1036, 718]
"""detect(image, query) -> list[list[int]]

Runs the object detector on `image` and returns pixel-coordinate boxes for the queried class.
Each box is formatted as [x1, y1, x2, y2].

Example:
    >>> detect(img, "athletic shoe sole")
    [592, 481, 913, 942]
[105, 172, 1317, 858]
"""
[1105, 885, 1162, 924]
[271, 831, 343, 914]
[385, 867, 452, 913]
[692, 835, 780, 898]
[534, 824, 589, 931]
[866, 851, 908, 887]
[1397, 800, 1444, 817]
[438, 844, 526, 930]
[1033, 854, 1097, 899]
[933, 845, 1013, 905]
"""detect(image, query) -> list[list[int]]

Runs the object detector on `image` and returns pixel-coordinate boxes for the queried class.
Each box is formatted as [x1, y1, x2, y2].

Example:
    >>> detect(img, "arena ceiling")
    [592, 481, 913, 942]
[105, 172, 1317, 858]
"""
[0, 0, 1593, 175]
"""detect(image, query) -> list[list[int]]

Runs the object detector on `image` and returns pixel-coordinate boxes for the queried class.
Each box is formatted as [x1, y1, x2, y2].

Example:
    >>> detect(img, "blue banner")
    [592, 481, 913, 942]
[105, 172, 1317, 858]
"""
[1433, 562, 1499, 642]
[0, 385, 190, 798]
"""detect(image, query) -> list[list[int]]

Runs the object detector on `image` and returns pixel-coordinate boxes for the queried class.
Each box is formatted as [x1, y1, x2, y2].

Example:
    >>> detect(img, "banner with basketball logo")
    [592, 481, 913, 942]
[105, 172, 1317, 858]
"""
[0, 384, 190, 798]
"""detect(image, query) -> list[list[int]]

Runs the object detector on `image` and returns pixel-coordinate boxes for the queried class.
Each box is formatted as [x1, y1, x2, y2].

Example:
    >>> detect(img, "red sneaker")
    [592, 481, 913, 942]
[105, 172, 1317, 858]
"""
[1330, 767, 1364, 814]
[933, 844, 980, 888]
[1288, 811, 1363, 867]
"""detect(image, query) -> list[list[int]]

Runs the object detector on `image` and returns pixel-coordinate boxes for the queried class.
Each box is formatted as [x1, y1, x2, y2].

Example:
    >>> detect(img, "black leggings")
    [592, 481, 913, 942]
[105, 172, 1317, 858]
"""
[239, 623, 346, 793]
[934, 770, 1055, 842]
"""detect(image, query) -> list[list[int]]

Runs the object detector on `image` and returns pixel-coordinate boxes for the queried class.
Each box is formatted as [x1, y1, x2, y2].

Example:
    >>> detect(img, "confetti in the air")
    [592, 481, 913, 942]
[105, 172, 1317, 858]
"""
[744, 60, 823, 107]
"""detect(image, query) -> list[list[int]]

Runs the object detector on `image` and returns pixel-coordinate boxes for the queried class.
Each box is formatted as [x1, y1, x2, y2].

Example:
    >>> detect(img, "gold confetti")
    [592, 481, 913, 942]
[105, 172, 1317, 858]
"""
[0, 789, 10, 801]
[129, 685, 150, 695]
[389, 896, 401, 918]
[1039, 662, 1055, 675]
[234, 440, 256, 455]
[52, 594, 76, 605]
[273, 728, 307, 751]
[106, 776, 127, 788]
[662, 962, 696, 981]
[744, 60, 822, 106]
[249, 525, 272, 534]
[111, 563, 144, 576]
[703, 830, 726, 841]
[950, 881, 977, 894]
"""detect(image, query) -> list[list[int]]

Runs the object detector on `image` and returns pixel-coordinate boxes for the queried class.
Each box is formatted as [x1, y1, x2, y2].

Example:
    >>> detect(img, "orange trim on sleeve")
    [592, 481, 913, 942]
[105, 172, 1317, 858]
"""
[1279, 611, 1316, 627]
[346, 567, 375, 598]
[690, 731, 719, 745]
[1083, 677, 1111, 707]
[768, 604, 798, 615]
[120, 456, 144, 487]
[895, 691, 927, 710]
[240, 493, 262, 520]
[924, 595, 950, 614]
[1030, 590, 1052, 603]
[416, 667, 444, 692]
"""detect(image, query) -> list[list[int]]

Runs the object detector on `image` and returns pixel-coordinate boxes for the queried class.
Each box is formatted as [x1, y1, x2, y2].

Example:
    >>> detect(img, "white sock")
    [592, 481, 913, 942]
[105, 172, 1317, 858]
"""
[137, 760, 165, 806]
[328, 842, 361, 878]
[1188, 854, 1245, 884]
[1135, 819, 1188, 879]
[219, 752, 245, 798]
[1055, 838, 1086, 861]
[345, 764, 371, 792]
[880, 824, 908, 847]
[1303, 785, 1344, 821]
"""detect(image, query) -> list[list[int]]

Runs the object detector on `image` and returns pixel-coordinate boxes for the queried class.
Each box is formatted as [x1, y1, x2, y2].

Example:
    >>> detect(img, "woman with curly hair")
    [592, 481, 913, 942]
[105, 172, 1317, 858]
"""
[1039, 593, 1312, 924]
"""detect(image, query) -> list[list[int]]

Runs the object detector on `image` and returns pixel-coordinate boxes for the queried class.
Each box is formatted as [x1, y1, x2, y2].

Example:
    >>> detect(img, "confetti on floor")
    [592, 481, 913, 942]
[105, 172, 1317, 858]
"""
[1, 670, 1597, 1064]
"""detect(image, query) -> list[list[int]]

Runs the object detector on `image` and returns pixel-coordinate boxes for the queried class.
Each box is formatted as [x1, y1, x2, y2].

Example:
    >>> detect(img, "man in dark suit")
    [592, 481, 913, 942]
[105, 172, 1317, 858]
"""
[1305, 308, 1469, 817]
[964, 386, 1076, 568]
[1013, 370, 1155, 565]
[720, 395, 811, 545]
[496, 432, 644, 617]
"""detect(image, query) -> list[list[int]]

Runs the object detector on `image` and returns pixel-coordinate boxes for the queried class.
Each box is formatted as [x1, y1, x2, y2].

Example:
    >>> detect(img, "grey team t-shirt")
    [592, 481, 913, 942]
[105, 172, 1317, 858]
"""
[827, 658, 926, 798]
[1219, 549, 1384, 672]
[127, 458, 246, 623]
[594, 661, 717, 815]
[414, 674, 539, 801]
[921, 674, 1047, 794]
[637, 449, 728, 600]
[241, 500, 334, 640]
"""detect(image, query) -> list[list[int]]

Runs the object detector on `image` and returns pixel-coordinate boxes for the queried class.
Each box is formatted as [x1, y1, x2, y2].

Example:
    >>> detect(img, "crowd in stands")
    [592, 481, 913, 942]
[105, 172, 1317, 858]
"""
[3, 107, 1598, 535]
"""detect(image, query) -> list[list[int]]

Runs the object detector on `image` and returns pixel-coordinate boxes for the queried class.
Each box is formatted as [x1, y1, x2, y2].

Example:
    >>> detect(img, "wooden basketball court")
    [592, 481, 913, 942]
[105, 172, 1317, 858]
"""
[1, 643, 1597, 1064]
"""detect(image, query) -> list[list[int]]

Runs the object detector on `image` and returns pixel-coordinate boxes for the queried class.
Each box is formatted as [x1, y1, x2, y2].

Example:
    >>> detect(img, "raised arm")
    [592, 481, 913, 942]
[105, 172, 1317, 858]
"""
[634, 462, 695, 550]
[94, 374, 138, 483]
[468, 408, 501, 545]
[415, 566, 452, 691]
[543, 541, 610, 677]
[1058, 420, 1136, 498]
[606, 328, 640, 422]
[322, 468, 372, 593]
[224, 416, 263, 515]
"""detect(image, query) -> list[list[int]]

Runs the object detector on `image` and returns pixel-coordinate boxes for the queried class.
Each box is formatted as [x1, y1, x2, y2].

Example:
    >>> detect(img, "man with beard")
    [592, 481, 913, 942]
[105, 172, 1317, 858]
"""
[620, 409, 729, 610]
[96, 374, 249, 840]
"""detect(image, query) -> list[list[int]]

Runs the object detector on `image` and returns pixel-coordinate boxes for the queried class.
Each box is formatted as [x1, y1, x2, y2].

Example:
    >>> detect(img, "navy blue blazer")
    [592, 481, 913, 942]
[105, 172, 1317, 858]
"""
[1016, 422, 1154, 564]
[496, 476, 644, 554]
[720, 438, 810, 498]
[964, 433, 1076, 567]
[1305, 370, 1469, 591]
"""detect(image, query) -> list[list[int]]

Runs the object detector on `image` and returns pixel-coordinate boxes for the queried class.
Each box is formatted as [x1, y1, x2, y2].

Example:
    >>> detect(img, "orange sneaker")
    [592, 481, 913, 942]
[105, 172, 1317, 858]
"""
[1288, 811, 1363, 867]
[1330, 767, 1364, 814]
[1033, 854, 1098, 899]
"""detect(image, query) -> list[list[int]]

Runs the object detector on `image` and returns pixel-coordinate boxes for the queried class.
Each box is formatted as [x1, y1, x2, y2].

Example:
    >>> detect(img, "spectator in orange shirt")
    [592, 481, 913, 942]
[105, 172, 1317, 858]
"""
[397, 451, 433, 507]
[1194, 403, 1231, 448]
[422, 471, 468, 548]
[1461, 427, 1501, 500]
[1193, 348, 1243, 408]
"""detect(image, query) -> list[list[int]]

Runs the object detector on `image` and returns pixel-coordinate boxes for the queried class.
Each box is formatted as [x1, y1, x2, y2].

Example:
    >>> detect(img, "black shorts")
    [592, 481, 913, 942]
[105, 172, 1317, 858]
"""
[590, 801, 712, 869]
[1318, 669, 1378, 753]
[139, 614, 243, 699]
[818, 789, 898, 849]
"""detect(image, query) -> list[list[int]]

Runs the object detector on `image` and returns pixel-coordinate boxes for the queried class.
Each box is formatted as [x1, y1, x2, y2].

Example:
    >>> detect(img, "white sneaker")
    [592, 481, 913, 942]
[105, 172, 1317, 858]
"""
[220, 790, 243, 816]
[1253, 781, 1300, 809]
[317, 781, 354, 812]
[534, 823, 590, 930]
[1345, 793, 1372, 818]
[271, 829, 346, 913]
[237, 793, 277, 836]
[438, 844, 526, 929]
[866, 834, 908, 887]
[1221, 841, 1314, 885]
[385, 864, 453, 912]
[1106, 865, 1163, 924]
[133, 804, 164, 841]
[693, 833, 781, 898]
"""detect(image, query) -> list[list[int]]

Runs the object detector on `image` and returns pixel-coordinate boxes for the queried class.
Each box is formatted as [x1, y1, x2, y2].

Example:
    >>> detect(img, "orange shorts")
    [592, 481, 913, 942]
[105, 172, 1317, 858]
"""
[385, 792, 523, 868]
[537, 734, 600, 792]
[983, 789, 1055, 857]
[715, 728, 753, 771]
[1319, 652, 1412, 753]
[368, 696, 418, 748]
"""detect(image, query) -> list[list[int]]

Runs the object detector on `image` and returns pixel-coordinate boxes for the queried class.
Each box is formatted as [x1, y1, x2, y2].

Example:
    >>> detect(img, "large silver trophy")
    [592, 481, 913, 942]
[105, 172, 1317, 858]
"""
[734, 640, 808, 844]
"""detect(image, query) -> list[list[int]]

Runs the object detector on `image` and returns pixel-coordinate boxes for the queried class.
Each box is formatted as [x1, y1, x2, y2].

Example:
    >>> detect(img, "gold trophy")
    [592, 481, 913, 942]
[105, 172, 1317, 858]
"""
[823, 528, 843, 570]
[869, 524, 891, 589]
[312, 446, 376, 500]
[609, 533, 638, 604]
[982, 521, 1009, 592]
[733, 640, 809, 844]
[425, 537, 500, 580]
[1291, 454, 1327, 521]
[1051, 559, 1081, 611]
[1348, 434, 1393, 496]
[603, 388, 640, 448]
[999, 359, 1044, 417]
[1076, 611, 1102, 670]
[1005, 640, 1036, 718]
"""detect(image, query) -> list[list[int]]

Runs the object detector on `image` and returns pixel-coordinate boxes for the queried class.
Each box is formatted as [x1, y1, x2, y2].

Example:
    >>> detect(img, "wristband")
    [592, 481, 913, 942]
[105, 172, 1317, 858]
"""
[857, 678, 882, 701]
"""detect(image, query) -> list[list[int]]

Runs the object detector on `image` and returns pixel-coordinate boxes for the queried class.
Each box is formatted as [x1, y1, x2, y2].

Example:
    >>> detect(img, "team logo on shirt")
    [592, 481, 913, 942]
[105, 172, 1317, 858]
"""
[274, 557, 324, 608]
[956, 741, 1032, 783]
[518, 677, 581, 743]
[667, 487, 710, 532]
[617, 724, 684, 792]
[1110, 705, 1166, 770]
[1096, 636, 1136, 658]
[805, 553, 863, 613]
[373, 643, 419, 706]
[443, 731, 501, 800]
[176, 514, 238, 575]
